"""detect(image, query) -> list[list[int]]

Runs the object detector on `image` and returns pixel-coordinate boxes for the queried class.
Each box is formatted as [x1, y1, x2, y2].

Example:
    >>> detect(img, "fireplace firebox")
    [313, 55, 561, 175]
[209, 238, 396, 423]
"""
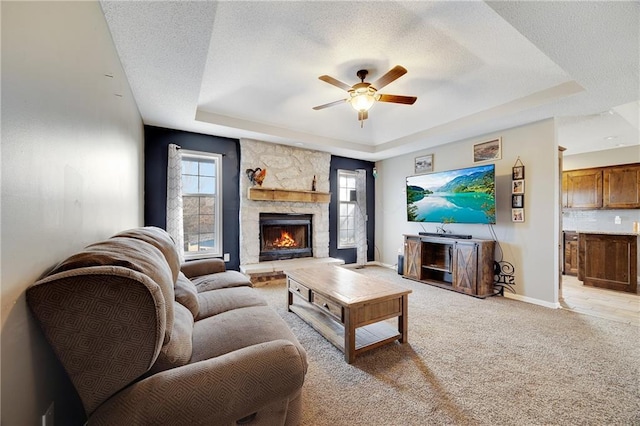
[259, 213, 312, 261]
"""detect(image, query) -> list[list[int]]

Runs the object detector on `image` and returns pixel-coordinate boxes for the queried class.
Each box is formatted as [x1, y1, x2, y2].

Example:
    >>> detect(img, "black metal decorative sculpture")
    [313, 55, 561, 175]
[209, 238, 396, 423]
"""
[494, 260, 516, 296]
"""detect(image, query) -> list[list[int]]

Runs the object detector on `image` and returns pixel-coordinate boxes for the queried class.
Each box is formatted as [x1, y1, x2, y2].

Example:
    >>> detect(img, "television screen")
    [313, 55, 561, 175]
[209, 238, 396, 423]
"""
[406, 164, 496, 224]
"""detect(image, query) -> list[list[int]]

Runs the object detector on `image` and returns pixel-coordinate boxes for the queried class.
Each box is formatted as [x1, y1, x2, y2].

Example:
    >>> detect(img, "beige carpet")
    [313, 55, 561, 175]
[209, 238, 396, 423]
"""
[254, 265, 640, 426]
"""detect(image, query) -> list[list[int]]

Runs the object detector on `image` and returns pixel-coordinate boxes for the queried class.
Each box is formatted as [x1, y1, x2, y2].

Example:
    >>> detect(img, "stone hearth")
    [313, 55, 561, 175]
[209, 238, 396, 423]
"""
[240, 257, 345, 286]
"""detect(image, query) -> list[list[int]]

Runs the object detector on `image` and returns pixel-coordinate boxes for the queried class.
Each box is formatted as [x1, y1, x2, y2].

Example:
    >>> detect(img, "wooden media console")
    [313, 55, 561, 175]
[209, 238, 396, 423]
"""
[403, 234, 496, 297]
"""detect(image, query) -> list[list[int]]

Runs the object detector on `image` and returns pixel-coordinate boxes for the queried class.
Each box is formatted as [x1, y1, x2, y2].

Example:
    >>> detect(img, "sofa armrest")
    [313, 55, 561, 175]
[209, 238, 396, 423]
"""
[88, 340, 307, 425]
[180, 258, 226, 278]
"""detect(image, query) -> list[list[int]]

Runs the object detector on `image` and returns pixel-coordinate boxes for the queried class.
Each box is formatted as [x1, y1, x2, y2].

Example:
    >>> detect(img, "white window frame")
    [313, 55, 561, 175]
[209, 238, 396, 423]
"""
[181, 150, 223, 260]
[337, 169, 357, 249]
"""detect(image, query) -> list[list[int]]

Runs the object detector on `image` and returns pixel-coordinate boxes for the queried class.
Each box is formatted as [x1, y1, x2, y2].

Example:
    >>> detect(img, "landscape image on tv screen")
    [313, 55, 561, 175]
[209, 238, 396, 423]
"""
[406, 164, 496, 224]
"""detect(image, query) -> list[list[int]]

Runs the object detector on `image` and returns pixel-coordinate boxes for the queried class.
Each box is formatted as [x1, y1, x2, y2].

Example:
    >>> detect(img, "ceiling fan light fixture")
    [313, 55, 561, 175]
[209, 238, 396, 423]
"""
[349, 86, 377, 112]
[350, 93, 375, 112]
[313, 65, 416, 124]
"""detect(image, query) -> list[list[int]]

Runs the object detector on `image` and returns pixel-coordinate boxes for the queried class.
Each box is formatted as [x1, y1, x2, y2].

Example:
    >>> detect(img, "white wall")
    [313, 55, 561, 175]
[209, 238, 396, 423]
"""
[563, 145, 640, 171]
[1, 2, 143, 424]
[376, 119, 559, 306]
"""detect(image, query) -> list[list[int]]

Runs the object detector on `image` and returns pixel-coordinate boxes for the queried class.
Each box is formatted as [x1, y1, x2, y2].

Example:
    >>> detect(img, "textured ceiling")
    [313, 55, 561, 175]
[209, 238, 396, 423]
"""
[101, 1, 639, 161]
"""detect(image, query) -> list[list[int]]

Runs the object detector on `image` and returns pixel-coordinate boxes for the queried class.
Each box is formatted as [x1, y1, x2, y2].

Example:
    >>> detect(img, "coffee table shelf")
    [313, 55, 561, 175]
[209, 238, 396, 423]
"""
[289, 301, 402, 353]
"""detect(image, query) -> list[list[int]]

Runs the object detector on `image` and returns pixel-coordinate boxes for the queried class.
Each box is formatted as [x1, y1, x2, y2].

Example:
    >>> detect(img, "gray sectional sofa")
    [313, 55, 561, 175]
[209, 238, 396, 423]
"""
[27, 226, 307, 425]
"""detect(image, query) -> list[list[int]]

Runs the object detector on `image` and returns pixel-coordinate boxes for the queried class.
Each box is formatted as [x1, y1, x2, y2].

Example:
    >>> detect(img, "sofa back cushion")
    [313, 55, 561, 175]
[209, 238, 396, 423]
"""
[149, 302, 194, 374]
[27, 267, 166, 415]
[50, 236, 175, 344]
[175, 272, 199, 318]
[114, 226, 181, 282]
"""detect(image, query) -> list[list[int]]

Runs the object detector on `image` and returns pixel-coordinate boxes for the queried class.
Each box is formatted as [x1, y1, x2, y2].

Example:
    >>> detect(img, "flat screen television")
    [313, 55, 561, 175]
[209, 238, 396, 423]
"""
[406, 164, 496, 224]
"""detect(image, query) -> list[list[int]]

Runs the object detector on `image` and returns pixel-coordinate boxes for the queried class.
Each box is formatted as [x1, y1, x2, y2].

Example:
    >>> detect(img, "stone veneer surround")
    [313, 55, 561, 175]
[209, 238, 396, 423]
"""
[239, 139, 331, 265]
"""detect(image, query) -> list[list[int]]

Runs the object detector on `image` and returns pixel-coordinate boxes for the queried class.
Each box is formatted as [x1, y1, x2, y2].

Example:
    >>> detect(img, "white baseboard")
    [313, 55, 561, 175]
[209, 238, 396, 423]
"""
[504, 292, 560, 309]
[342, 261, 396, 270]
[367, 260, 395, 269]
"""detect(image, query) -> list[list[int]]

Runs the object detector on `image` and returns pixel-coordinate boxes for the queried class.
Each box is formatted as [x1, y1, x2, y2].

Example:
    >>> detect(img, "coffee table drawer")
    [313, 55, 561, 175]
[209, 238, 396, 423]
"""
[312, 293, 343, 322]
[288, 278, 311, 301]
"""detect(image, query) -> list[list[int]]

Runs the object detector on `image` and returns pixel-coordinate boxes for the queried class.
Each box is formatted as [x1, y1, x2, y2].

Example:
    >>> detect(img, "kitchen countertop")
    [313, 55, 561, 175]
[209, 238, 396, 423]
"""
[565, 230, 640, 236]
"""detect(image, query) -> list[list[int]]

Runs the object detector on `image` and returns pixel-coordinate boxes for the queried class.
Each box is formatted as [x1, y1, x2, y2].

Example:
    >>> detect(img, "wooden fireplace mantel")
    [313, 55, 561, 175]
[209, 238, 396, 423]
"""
[248, 187, 331, 203]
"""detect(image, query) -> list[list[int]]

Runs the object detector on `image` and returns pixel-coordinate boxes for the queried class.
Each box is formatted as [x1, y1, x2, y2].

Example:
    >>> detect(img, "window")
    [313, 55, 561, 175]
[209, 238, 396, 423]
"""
[338, 170, 357, 248]
[181, 150, 222, 259]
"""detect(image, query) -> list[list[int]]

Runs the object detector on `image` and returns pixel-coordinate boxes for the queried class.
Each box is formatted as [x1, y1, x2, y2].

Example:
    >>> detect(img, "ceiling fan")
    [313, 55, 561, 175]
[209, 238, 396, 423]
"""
[313, 65, 417, 127]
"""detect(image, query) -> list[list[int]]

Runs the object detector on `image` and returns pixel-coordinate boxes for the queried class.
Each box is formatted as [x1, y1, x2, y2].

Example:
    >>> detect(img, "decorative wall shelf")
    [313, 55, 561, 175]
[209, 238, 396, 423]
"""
[248, 187, 331, 203]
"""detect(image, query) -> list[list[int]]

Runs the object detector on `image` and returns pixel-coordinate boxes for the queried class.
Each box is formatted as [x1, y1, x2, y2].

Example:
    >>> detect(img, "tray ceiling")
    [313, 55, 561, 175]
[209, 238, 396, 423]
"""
[101, 1, 639, 161]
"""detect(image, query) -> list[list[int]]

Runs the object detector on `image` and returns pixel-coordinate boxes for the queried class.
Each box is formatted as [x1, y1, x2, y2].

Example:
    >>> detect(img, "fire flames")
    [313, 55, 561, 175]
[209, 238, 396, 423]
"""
[273, 231, 298, 248]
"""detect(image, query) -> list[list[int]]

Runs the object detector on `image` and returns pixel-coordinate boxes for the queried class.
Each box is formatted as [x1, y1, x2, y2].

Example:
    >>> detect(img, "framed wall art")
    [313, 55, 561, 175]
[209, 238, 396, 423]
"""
[512, 194, 524, 208]
[512, 165, 525, 180]
[511, 208, 524, 222]
[512, 179, 525, 194]
[511, 157, 526, 222]
[473, 137, 501, 163]
[415, 154, 433, 174]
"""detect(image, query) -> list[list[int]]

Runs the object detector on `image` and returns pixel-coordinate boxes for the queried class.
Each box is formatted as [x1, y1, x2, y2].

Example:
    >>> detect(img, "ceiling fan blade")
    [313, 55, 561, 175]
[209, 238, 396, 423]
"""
[371, 65, 407, 90]
[377, 94, 417, 105]
[318, 75, 352, 91]
[312, 99, 347, 110]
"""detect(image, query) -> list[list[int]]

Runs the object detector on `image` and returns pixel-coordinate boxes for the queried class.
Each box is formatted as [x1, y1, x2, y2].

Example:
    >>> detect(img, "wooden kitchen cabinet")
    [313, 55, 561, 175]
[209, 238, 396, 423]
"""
[578, 233, 637, 293]
[563, 163, 640, 209]
[563, 231, 579, 276]
[603, 164, 640, 208]
[562, 169, 603, 208]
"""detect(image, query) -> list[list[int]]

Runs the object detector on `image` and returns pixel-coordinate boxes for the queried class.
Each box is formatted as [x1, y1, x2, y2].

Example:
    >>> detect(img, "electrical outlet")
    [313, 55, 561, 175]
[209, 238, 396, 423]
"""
[42, 402, 54, 426]
[614, 215, 621, 225]
[223, 253, 230, 262]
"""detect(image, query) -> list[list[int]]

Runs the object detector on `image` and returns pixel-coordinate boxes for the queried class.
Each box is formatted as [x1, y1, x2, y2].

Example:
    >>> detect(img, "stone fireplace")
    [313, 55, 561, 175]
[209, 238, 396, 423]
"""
[239, 139, 331, 267]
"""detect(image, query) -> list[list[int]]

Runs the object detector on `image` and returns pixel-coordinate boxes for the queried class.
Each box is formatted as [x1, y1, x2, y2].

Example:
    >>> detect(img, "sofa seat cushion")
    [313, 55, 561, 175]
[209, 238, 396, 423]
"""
[190, 306, 306, 367]
[196, 287, 267, 320]
[191, 270, 252, 292]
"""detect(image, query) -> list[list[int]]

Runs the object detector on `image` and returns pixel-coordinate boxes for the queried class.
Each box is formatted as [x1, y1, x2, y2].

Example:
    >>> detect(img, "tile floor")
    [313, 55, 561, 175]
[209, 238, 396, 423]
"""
[560, 275, 639, 326]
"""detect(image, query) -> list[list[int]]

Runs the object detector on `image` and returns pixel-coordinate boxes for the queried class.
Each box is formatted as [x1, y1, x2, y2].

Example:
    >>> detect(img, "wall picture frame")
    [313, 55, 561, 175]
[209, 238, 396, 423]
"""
[415, 154, 433, 174]
[512, 165, 525, 180]
[473, 137, 501, 163]
[512, 179, 525, 194]
[512, 208, 524, 222]
[512, 194, 524, 208]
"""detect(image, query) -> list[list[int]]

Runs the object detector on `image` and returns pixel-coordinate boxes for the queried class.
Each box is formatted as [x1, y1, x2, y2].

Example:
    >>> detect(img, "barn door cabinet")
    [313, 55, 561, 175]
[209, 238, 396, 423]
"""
[403, 234, 495, 298]
[562, 163, 640, 209]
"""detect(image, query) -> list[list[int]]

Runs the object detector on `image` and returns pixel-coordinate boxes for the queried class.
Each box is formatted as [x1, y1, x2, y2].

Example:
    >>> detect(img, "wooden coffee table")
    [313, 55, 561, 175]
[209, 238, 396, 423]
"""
[286, 266, 411, 363]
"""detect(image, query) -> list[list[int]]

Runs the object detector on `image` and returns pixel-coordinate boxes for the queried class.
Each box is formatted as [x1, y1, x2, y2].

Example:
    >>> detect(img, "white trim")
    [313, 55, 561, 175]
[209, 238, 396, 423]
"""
[337, 169, 357, 249]
[181, 150, 223, 259]
[503, 292, 560, 309]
